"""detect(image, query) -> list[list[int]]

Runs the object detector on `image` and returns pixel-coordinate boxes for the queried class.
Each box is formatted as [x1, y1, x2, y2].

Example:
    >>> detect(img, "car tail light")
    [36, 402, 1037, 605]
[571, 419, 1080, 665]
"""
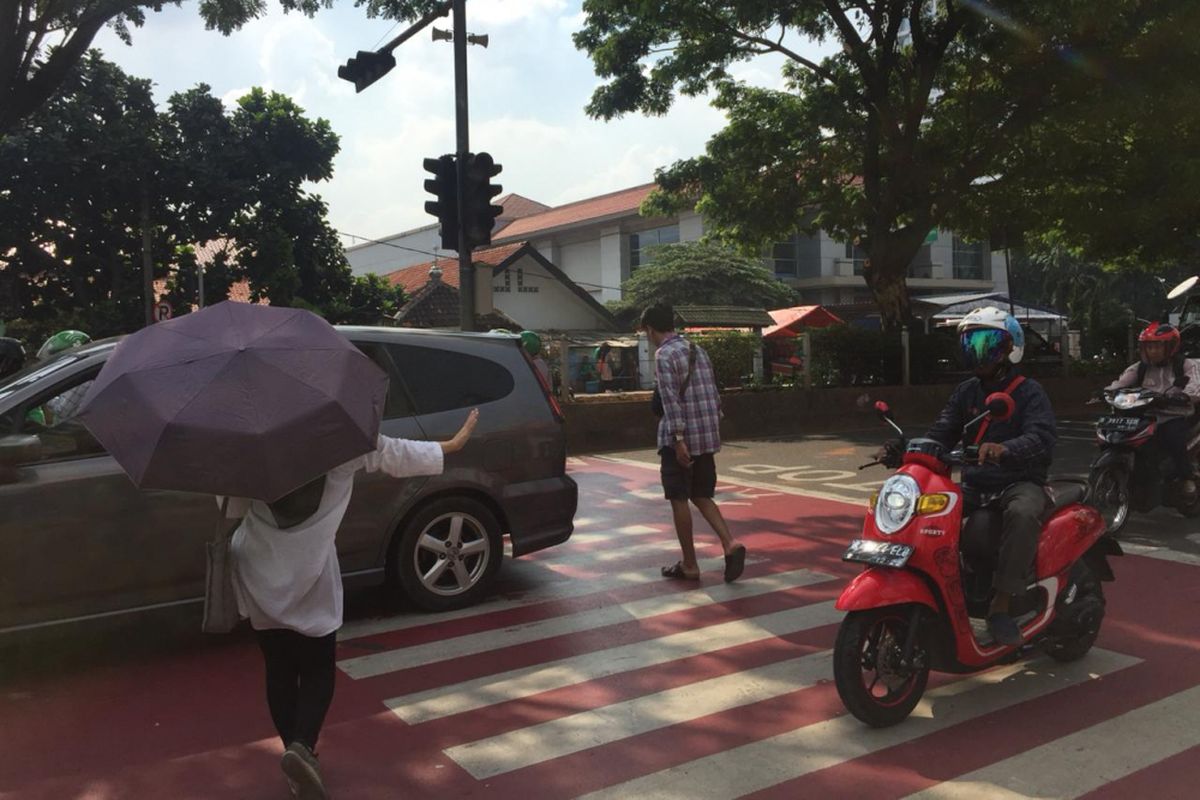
[521, 347, 565, 423]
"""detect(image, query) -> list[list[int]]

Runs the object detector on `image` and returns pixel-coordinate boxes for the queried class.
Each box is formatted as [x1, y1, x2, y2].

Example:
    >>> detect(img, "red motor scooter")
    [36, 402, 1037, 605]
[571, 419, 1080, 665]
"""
[832, 395, 1122, 727]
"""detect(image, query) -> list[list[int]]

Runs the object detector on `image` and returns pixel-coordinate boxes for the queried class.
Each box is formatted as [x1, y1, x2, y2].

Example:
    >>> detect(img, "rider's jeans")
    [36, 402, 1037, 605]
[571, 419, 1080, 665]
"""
[962, 482, 1051, 597]
[1152, 416, 1196, 480]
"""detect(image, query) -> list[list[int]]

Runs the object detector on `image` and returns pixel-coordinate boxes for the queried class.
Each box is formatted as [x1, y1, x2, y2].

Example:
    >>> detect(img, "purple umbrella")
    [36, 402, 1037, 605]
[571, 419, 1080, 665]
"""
[78, 301, 387, 502]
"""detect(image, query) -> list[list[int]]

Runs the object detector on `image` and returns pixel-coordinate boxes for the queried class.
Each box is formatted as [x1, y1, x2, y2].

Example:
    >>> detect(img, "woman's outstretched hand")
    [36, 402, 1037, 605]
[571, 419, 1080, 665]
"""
[441, 408, 479, 454]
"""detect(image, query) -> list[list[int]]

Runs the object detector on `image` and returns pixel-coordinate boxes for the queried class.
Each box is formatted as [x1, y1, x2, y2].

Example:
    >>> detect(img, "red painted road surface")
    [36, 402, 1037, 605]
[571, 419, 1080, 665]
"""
[2, 458, 1199, 799]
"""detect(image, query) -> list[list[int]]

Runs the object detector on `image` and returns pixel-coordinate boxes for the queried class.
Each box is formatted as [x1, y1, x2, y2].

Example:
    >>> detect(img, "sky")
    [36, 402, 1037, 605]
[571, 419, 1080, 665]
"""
[92, 1, 834, 249]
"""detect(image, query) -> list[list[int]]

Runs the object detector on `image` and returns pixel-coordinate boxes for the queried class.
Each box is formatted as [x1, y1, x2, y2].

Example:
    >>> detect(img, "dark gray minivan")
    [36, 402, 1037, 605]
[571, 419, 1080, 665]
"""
[0, 326, 576, 635]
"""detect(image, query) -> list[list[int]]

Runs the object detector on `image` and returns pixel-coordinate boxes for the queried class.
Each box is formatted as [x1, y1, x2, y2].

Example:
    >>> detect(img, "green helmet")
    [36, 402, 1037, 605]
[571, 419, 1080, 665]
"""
[37, 329, 91, 360]
[520, 330, 542, 356]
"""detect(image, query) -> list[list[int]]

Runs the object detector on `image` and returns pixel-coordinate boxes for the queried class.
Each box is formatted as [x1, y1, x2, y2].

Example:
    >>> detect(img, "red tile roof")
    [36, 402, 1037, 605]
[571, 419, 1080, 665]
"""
[383, 243, 525, 293]
[494, 193, 551, 223]
[153, 278, 266, 308]
[493, 183, 658, 241]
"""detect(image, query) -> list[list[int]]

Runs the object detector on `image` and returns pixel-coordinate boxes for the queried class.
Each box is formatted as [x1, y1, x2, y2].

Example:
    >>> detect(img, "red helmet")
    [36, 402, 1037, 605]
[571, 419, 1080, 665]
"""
[1138, 321, 1181, 363]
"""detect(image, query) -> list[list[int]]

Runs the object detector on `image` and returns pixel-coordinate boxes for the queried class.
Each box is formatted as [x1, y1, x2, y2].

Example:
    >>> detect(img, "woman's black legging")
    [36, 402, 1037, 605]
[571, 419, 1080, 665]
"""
[255, 628, 338, 751]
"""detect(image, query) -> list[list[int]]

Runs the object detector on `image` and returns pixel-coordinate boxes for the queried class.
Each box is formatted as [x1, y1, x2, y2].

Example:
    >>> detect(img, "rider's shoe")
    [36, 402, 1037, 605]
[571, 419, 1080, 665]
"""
[987, 613, 1023, 647]
[1179, 478, 1198, 504]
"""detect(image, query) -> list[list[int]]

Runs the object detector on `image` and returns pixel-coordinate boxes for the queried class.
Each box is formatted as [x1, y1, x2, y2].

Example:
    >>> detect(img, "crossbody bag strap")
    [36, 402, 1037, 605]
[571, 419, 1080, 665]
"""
[214, 496, 239, 543]
[973, 374, 1026, 445]
[679, 342, 697, 400]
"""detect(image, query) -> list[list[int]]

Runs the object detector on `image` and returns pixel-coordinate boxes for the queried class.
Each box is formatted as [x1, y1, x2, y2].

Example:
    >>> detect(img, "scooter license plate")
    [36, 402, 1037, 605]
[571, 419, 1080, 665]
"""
[843, 539, 914, 568]
[1098, 415, 1144, 432]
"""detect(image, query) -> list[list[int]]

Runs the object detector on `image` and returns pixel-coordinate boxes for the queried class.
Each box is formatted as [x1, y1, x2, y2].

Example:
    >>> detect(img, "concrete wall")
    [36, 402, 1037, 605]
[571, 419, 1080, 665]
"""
[563, 376, 1108, 455]
[492, 254, 611, 330]
[346, 226, 444, 276]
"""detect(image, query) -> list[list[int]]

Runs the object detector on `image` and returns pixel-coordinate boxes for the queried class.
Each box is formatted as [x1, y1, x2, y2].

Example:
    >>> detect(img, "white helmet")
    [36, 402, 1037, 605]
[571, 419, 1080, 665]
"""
[956, 306, 1025, 365]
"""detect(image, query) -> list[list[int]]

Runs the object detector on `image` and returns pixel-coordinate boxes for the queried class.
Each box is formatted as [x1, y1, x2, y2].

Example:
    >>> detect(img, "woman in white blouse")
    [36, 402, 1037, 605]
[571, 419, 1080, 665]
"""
[224, 409, 479, 800]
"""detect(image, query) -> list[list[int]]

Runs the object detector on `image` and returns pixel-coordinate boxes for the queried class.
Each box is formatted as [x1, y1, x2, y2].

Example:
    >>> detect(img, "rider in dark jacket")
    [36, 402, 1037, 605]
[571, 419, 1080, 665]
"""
[924, 308, 1057, 646]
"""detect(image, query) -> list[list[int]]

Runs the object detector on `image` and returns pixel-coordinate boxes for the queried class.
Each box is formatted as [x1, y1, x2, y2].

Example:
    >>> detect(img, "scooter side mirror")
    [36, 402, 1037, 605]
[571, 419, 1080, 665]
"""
[874, 400, 892, 420]
[984, 392, 1016, 422]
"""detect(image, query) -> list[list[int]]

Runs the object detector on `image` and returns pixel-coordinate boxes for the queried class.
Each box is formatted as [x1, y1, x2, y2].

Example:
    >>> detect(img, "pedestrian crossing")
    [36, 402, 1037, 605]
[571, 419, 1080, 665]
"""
[330, 460, 1200, 798]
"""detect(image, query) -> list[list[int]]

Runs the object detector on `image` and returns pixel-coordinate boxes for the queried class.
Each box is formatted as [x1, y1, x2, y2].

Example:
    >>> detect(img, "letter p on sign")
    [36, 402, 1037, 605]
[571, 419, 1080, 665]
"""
[153, 301, 172, 322]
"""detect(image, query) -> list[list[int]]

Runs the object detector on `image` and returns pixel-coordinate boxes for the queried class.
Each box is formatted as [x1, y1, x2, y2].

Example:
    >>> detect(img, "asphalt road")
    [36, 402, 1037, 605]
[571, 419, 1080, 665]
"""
[605, 415, 1200, 559]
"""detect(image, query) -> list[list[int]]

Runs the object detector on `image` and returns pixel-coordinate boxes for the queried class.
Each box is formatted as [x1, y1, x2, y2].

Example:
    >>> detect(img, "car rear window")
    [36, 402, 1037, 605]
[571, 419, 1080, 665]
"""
[387, 343, 515, 414]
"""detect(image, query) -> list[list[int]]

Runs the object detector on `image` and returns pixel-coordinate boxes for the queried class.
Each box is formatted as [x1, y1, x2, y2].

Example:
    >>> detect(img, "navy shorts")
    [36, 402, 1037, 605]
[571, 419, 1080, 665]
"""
[659, 447, 717, 500]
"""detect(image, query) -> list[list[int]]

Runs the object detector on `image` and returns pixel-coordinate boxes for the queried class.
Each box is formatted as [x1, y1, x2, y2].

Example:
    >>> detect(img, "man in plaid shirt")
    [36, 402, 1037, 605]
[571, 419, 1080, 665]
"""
[641, 304, 746, 583]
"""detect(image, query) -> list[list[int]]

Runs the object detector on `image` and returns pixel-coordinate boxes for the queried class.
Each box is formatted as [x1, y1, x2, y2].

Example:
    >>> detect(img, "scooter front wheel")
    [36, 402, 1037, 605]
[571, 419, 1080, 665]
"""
[834, 606, 929, 728]
[1089, 464, 1130, 536]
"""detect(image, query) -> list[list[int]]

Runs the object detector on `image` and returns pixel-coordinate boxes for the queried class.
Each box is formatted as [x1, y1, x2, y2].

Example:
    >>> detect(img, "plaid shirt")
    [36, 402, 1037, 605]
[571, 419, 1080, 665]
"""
[655, 334, 722, 454]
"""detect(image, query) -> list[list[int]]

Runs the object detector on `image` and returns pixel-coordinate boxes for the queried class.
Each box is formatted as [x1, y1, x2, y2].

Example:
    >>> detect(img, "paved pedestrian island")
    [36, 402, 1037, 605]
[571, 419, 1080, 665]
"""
[3, 458, 1200, 799]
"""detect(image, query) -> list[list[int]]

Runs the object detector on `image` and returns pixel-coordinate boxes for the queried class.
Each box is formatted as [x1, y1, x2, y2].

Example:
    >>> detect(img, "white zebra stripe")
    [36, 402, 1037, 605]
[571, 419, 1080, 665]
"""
[446, 650, 835, 779]
[903, 683, 1200, 799]
[338, 568, 835, 679]
[339, 552, 755, 641]
[577, 649, 1140, 800]
[387, 601, 842, 724]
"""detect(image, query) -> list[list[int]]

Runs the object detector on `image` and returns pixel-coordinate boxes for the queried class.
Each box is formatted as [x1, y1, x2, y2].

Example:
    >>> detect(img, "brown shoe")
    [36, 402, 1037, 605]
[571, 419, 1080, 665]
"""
[281, 742, 329, 800]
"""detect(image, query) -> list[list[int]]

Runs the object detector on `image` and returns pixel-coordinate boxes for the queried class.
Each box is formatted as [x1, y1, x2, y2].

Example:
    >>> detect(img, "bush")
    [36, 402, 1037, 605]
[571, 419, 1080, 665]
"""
[808, 326, 899, 386]
[691, 330, 760, 388]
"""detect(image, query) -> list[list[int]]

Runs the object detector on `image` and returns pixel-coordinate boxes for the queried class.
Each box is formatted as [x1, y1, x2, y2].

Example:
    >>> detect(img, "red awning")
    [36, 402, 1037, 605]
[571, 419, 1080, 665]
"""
[763, 305, 844, 338]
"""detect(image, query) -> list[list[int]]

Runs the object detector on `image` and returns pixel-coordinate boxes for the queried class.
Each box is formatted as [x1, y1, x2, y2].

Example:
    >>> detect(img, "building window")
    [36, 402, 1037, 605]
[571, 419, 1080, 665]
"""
[773, 232, 822, 278]
[629, 224, 680, 271]
[494, 269, 511, 293]
[517, 267, 538, 293]
[908, 244, 933, 279]
[953, 235, 985, 280]
[845, 241, 868, 275]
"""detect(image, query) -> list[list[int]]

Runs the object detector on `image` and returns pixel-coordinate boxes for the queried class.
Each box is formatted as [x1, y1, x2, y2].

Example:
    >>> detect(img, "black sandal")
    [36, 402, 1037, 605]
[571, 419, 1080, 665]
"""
[723, 545, 747, 583]
[661, 561, 699, 580]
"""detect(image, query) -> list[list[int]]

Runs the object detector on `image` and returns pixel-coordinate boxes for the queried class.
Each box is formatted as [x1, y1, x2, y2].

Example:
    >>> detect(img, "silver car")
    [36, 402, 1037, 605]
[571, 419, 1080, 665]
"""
[0, 326, 576, 636]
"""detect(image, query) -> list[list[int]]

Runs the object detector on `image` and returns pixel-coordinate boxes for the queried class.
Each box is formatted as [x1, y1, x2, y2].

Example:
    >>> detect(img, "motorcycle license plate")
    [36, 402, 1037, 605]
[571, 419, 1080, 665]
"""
[1098, 416, 1144, 432]
[842, 539, 914, 568]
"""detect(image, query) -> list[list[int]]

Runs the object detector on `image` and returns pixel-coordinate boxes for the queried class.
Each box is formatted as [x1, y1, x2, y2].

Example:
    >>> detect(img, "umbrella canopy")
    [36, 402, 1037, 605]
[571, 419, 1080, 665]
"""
[78, 301, 387, 502]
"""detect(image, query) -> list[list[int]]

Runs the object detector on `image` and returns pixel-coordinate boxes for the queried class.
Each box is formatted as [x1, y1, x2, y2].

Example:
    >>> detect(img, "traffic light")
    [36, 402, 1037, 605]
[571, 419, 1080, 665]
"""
[337, 50, 396, 93]
[462, 152, 504, 250]
[423, 154, 458, 251]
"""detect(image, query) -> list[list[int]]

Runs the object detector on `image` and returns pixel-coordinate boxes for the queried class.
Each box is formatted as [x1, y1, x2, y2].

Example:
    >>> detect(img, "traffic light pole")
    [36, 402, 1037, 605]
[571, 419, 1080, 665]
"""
[453, 0, 475, 332]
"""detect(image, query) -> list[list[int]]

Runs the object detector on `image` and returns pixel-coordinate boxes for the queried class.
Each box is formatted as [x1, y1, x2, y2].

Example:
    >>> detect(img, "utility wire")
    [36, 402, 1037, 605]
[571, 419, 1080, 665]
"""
[339, 229, 629, 293]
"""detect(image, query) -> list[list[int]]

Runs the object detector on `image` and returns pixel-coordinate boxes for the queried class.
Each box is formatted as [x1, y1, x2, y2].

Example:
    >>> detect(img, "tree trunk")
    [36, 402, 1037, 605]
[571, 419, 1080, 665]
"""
[863, 261, 912, 331]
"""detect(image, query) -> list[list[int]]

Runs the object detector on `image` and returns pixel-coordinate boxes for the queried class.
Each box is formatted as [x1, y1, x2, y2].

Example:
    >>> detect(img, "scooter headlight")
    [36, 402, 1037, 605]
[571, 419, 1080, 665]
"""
[1111, 393, 1141, 410]
[875, 474, 919, 534]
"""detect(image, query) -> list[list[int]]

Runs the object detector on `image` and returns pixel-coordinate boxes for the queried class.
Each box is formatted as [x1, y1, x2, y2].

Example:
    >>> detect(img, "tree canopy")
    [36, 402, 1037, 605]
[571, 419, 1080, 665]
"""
[0, 53, 405, 344]
[609, 241, 795, 322]
[575, 0, 1200, 328]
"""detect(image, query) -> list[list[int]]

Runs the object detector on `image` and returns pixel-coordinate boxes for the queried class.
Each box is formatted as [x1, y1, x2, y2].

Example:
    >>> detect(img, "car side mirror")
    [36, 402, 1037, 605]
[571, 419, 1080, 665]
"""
[984, 392, 1016, 422]
[0, 434, 40, 482]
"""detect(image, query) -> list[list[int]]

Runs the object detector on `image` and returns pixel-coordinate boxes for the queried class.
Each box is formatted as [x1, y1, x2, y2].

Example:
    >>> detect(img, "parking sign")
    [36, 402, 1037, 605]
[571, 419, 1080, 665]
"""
[153, 301, 172, 322]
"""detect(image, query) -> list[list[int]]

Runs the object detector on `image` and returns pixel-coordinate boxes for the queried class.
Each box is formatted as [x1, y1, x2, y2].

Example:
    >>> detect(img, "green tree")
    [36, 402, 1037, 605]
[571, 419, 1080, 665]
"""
[574, 0, 1200, 328]
[328, 274, 410, 325]
[609, 241, 795, 321]
[0, 54, 352, 341]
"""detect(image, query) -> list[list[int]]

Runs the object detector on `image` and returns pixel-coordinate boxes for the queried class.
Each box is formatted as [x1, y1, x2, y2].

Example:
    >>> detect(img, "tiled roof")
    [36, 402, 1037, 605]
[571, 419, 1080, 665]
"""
[152, 278, 265, 308]
[494, 193, 551, 222]
[493, 183, 659, 241]
[675, 305, 775, 328]
[394, 278, 523, 330]
[193, 239, 233, 266]
[383, 243, 524, 293]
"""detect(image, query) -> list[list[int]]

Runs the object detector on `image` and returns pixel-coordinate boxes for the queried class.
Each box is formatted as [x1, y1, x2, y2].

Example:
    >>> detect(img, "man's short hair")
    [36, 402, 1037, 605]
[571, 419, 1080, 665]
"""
[640, 303, 675, 333]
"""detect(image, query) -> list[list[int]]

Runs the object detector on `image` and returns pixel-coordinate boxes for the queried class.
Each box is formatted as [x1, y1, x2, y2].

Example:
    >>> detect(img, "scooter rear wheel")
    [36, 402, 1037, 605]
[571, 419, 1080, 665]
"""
[1089, 464, 1130, 536]
[834, 606, 929, 728]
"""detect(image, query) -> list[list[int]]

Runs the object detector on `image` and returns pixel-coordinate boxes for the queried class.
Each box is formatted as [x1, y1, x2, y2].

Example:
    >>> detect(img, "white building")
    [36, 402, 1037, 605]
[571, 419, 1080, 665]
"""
[363, 181, 1011, 331]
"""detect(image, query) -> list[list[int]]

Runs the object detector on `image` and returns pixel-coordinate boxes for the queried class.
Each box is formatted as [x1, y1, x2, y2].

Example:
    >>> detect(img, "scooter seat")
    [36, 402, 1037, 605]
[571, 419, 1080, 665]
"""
[1046, 481, 1087, 511]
